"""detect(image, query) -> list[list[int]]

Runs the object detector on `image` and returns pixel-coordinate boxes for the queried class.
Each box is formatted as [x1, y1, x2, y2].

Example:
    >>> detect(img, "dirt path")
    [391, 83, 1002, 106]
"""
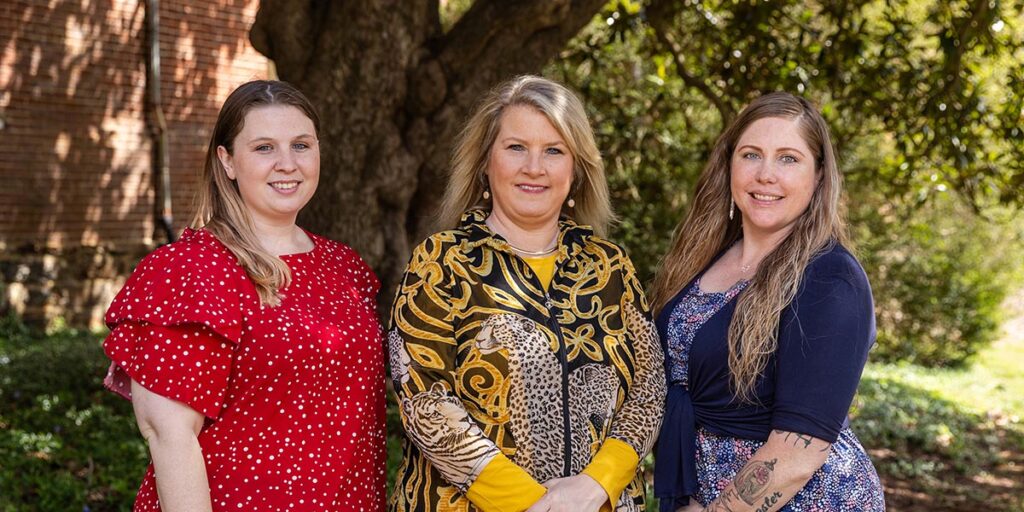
[881, 288, 1024, 512]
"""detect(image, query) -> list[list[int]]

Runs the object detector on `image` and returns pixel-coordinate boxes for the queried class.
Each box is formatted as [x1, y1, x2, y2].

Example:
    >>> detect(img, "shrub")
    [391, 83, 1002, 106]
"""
[850, 192, 1023, 366]
[0, 316, 147, 512]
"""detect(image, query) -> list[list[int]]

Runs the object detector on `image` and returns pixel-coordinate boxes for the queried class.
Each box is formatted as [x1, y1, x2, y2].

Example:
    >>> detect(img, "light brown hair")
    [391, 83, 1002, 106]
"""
[437, 75, 614, 235]
[650, 91, 849, 401]
[190, 80, 321, 307]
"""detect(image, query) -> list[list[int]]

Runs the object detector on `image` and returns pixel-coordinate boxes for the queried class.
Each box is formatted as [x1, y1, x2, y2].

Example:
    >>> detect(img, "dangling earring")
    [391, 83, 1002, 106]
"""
[567, 197, 576, 208]
[729, 198, 735, 220]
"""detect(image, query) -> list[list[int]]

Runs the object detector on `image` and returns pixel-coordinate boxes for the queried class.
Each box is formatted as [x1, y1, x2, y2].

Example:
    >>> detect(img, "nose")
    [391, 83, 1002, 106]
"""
[755, 161, 777, 183]
[522, 150, 544, 177]
[275, 149, 298, 172]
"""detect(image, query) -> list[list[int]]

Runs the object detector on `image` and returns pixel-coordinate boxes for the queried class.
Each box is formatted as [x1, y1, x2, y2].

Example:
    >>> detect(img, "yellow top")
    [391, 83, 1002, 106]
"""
[522, 253, 558, 291]
[466, 438, 640, 511]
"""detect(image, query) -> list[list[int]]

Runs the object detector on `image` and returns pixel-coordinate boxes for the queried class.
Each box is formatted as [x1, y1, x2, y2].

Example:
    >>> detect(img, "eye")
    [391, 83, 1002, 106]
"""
[255, 144, 272, 152]
[292, 142, 311, 151]
[507, 144, 527, 152]
[742, 152, 761, 160]
[545, 147, 564, 155]
[779, 154, 798, 164]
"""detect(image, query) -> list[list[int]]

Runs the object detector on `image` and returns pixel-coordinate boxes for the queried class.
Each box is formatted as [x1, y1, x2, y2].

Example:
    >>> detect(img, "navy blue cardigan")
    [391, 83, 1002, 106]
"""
[653, 243, 876, 511]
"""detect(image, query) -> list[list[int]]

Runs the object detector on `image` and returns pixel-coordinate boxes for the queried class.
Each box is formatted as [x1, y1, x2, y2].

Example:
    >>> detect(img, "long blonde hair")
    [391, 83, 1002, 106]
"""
[437, 75, 614, 235]
[190, 80, 321, 307]
[650, 92, 849, 402]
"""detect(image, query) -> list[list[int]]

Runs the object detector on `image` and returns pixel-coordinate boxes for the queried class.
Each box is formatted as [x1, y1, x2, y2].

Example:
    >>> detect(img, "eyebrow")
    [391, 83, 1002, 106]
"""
[501, 137, 573, 149]
[246, 134, 317, 144]
[736, 144, 807, 158]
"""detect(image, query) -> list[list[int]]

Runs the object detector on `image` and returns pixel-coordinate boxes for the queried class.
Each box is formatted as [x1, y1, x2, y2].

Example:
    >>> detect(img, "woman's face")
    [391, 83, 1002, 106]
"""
[217, 105, 320, 227]
[486, 105, 574, 231]
[730, 116, 818, 238]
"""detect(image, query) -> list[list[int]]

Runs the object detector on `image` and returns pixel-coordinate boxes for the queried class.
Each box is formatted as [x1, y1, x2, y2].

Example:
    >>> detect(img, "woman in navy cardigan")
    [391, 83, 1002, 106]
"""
[650, 92, 884, 512]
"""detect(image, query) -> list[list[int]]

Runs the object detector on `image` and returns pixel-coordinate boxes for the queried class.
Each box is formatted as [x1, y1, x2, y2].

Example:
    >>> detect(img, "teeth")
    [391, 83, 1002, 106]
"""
[518, 185, 546, 191]
[271, 182, 298, 190]
[752, 193, 781, 201]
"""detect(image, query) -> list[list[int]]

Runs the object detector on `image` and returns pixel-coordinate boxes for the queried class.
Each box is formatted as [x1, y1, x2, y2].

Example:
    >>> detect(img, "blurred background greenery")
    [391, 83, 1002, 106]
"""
[2, 0, 1023, 510]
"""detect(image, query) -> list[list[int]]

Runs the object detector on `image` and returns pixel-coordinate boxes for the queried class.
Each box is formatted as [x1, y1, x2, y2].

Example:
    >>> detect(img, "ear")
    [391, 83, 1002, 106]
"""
[217, 145, 236, 180]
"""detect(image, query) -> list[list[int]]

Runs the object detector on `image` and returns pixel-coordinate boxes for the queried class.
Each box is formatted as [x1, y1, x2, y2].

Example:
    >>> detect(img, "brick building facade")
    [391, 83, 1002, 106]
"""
[0, 0, 271, 328]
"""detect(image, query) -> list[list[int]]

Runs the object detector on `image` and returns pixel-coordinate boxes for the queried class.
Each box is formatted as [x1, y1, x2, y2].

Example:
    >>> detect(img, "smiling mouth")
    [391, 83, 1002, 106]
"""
[517, 184, 547, 193]
[751, 192, 782, 201]
[270, 181, 300, 191]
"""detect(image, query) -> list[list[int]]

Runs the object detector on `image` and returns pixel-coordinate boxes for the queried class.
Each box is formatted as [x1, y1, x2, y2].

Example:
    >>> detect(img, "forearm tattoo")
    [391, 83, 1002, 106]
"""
[705, 458, 781, 512]
[773, 429, 813, 449]
[706, 488, 740, 512]
[773, 429, 831, 452]
[736, 458, 777, 505]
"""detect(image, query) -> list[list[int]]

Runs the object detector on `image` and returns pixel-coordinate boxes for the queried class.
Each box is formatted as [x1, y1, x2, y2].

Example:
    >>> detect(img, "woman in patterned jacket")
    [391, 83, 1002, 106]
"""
[387, 75, 666, 512]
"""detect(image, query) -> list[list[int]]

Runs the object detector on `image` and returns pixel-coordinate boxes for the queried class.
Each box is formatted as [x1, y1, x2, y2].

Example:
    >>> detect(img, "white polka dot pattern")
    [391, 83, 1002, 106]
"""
[102, 228, 386, 511]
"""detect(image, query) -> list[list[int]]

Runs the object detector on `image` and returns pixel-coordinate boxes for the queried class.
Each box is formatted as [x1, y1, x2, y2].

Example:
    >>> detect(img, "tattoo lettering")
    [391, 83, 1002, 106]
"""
[707, 488, 740, 512]
[773, 429, 814, 449]
[735, 458, 778, 505]
[755, 492, 783, 512]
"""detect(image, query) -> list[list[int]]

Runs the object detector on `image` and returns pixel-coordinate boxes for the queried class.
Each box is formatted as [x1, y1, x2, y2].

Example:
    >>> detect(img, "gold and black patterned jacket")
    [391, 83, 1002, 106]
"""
[387, 209, 666, 512]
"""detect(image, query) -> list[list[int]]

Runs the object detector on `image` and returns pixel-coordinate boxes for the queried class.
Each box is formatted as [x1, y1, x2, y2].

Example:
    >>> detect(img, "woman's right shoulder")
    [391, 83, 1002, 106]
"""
[136, 228, 242, 277]
[408, 228, 472, 261]
[398, 229, 475, 287]
[107, 228, 256, 339]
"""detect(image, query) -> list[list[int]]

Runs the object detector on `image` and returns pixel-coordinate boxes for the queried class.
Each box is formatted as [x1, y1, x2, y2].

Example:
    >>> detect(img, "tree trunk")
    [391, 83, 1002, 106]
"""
[250, 0, 605, 311]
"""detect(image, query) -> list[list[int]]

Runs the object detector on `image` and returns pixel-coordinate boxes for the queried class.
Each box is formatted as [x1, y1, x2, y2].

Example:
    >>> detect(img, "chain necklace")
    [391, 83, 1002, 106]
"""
[507, 239, 558, 256]
[486, 216, 559, 257]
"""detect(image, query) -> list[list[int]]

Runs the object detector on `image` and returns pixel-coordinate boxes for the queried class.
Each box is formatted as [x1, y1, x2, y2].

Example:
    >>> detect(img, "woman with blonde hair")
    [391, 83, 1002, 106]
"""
[388, 75, 665, 512]
[651, 92, 884, 511]
[102, 80, 386, 511]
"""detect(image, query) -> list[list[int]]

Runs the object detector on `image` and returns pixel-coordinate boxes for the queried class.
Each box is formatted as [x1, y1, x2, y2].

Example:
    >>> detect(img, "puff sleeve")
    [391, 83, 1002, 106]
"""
[102, 233, 257, 419]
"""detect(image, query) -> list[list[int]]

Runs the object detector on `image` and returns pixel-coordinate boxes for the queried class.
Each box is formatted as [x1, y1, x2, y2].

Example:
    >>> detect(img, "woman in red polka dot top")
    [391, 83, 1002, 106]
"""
[102, 80, 386, 511]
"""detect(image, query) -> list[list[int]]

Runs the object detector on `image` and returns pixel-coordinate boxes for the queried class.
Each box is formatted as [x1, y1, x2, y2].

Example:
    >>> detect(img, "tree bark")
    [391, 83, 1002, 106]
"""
[250, 0, 605, 311]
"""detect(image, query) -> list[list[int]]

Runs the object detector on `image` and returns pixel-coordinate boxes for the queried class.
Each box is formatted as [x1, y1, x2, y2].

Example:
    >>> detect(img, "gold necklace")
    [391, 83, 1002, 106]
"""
[506, 240, 558, 256]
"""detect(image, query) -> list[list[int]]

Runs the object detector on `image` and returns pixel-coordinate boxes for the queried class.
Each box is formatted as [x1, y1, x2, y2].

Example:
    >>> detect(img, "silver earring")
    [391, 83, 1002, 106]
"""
[729, 198, 735, 220]
[567, 197, 576, 208]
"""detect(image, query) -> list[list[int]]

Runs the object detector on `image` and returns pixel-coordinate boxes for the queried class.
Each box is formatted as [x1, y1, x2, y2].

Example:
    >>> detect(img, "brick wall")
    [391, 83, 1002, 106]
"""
[0, 0, 271, 328]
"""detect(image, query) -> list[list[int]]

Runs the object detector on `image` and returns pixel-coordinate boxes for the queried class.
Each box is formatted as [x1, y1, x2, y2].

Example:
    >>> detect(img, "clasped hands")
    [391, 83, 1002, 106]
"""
[525, 474, 608, 512]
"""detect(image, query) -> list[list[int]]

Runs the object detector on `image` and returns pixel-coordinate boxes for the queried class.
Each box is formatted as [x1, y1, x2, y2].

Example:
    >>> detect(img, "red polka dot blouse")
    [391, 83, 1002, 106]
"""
[102, 228, 386, 511]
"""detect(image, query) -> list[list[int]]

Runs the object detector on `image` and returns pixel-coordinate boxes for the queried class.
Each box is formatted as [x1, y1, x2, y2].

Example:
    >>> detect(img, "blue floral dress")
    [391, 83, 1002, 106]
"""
[664, 278, 885, 511]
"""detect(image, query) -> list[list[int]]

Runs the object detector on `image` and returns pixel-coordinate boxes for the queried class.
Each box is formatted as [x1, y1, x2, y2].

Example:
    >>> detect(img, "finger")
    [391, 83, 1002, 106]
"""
[525, 495, 549, 512]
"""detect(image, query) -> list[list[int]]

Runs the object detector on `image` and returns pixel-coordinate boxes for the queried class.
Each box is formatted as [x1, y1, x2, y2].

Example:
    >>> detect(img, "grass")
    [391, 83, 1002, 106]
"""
[1, 314, 1021, 511]
[851, 318, 1024, 511]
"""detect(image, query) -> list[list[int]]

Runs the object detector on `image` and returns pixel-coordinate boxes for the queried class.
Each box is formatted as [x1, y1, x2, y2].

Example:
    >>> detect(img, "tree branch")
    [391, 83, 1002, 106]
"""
[250, 0, 331, 80]
[431, 0, 605, 107]
[647, 0, 737, 125]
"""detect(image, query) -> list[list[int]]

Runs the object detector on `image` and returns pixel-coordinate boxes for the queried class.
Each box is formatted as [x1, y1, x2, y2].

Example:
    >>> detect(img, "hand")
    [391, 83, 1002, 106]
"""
[525, 474, 608, 512]
[675, 501, 705, 512]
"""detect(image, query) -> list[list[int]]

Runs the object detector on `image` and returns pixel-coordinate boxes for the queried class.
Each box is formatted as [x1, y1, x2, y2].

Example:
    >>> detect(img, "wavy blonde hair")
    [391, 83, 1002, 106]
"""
[650, 92, 849, 402]
[190, 80, 321, 307]
[437, 75, 614, 235]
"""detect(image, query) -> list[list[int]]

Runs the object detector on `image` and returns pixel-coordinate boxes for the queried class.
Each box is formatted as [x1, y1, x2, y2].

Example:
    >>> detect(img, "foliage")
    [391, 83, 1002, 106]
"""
[0, 316, 145, 512]
[852, 362, 1024, 510]
[851, 191, 1024, 365]
[548, 0, 1024, 364]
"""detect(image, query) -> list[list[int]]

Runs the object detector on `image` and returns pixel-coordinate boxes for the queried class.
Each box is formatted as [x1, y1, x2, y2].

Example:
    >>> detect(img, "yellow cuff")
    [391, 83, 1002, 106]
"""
[465, 453, 547, 512]
[581, 438, 640, 510]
